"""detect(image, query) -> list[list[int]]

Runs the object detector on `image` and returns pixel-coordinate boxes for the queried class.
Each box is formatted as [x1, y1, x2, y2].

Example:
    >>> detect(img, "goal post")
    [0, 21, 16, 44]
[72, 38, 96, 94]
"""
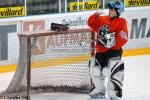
[0, 28, 95, 100]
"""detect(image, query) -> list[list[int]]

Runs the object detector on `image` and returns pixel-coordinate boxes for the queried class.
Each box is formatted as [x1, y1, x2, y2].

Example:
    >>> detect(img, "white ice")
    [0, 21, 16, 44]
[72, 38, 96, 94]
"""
[0, 55, 150, 100]
[123, 55, 150, 100]
[0, 72, 14, 92]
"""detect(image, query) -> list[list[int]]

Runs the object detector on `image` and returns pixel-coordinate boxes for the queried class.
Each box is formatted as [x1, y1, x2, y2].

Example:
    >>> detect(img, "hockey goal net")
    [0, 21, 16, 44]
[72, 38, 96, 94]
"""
[0, 29, 94, 100]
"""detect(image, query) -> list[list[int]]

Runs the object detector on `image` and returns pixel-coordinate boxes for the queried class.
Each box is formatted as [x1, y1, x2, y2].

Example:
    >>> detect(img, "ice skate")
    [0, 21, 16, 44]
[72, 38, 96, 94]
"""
[110, 96, 122, 100]
[90, 89, 105, 99]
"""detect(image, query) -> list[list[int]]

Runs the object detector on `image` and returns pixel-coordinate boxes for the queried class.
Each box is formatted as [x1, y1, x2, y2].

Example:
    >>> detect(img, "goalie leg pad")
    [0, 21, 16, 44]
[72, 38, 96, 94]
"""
[107, 58, 124, 97]
[89, 58, 106, 95]
[92, 67, 101, 76]
[102, 67, 111, 77]
[89, 58, 101, 77]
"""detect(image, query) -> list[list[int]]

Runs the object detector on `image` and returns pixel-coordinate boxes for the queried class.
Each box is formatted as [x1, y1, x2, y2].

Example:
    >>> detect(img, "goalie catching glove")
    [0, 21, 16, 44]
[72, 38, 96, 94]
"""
[98, 25, 115, 48]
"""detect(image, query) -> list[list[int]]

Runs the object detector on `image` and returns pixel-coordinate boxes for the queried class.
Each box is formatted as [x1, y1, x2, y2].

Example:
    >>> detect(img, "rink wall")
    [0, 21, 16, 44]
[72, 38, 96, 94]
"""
[0, 6, 150, 73]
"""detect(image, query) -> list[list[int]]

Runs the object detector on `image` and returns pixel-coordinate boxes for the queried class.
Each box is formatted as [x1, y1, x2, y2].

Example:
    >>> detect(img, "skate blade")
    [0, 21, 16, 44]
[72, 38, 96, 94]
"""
[91, 98, 109, 100]
[110, 97, 122, 100]
[91, 97, 122, 100]
[91, 96, 108, 100]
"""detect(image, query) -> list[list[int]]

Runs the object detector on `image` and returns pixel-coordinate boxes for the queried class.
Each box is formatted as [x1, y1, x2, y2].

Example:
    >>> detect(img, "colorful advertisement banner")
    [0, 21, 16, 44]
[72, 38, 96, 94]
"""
[70, 2, 100, 12]
[0, 6, 25, 18]
[125, 0, 150, 7]
[85, 0, 97, 1]
[23, 20, 45, 55]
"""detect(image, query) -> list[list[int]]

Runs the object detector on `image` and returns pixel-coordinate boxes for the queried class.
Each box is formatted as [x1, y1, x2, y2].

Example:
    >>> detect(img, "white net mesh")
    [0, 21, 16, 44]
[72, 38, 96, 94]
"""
[0, 29, 94, 99]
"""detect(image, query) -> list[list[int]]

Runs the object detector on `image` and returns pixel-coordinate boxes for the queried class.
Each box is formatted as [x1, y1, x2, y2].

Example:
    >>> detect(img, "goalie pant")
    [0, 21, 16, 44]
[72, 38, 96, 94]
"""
[90, 48, 124, 97]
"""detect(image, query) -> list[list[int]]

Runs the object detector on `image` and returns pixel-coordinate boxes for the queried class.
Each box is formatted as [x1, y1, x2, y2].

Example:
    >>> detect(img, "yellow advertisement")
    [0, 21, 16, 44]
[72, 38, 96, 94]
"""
[85, 0, 97, 2]
[0, 6, 25, 18]
[70, 2, 100, 12]
[126, 0, 150, 7]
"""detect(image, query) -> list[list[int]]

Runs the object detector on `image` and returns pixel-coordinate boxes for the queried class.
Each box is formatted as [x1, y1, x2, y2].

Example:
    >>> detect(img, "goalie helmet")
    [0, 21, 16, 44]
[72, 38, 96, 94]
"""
[108, 1, 124, 16]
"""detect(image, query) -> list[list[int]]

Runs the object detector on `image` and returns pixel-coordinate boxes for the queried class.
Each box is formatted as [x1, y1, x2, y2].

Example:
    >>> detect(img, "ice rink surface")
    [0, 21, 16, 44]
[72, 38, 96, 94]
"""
[0, 55, 150, 100]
